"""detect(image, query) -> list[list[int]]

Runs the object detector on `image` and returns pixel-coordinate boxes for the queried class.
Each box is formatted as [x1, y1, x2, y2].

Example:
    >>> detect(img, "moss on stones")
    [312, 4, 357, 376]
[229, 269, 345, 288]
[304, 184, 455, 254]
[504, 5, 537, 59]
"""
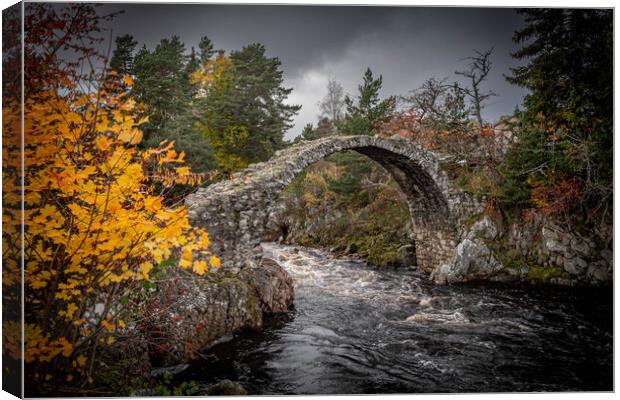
[526, 265, 570, 283]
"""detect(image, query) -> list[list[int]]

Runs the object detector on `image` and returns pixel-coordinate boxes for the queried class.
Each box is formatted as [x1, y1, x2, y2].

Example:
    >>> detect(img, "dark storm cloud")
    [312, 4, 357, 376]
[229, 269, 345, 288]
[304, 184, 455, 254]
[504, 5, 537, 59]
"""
[103, 4, 399, 77]
[97, 3, 528, 138]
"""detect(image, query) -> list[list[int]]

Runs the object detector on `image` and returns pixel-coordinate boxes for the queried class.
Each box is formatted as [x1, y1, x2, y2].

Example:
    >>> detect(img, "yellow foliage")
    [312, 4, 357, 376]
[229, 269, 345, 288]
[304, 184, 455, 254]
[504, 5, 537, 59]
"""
[191, 52, 232, 93]
[192, 260, 208, 275]
[3, 70, 221, 387]
[209, 255, 221, 268]
[76, 354, 87, 368]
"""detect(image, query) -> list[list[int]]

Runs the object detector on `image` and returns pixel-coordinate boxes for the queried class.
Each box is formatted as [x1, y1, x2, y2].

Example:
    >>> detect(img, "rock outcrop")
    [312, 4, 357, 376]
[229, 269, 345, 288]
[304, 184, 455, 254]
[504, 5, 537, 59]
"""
[139, 257, 294, 366]
[432, 214, 612, 286]
[202, 380, 248, 396]
[431, 216, 503, 284]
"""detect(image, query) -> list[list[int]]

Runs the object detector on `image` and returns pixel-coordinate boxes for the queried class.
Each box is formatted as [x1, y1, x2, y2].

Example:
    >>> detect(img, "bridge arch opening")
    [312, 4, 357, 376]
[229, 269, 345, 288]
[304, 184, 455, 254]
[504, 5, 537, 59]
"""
[267, 144, 457, 272]
[271, 150, 415, 267]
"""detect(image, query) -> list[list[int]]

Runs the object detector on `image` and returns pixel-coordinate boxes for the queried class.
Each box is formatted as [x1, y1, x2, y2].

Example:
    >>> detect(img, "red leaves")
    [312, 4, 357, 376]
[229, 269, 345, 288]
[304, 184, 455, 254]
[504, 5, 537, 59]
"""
[530, 175, 582, 218]
[479, 123, 495, 138]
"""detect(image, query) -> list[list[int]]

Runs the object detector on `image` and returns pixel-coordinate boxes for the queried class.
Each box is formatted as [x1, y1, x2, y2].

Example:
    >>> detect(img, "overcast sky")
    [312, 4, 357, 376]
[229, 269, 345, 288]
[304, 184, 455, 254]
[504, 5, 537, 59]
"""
[100, 4, 528, 140]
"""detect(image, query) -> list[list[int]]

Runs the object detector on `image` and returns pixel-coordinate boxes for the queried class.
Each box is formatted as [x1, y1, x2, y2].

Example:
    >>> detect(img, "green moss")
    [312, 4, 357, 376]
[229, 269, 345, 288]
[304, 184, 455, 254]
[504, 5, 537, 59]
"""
[455, 173, 468, 189]
[154, 371, 199, 396]
[347, 234, 401, 267]
[500, 250, 529, 270]
[527, 265, 570, 282]
[244, 282, 260, 311]
[462, 213, 483, 229]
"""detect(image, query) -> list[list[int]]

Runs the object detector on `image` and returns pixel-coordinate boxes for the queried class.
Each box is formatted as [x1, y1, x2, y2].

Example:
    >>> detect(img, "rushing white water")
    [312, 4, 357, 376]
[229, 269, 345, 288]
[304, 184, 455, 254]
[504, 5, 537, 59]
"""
[182, 243, 612, 394]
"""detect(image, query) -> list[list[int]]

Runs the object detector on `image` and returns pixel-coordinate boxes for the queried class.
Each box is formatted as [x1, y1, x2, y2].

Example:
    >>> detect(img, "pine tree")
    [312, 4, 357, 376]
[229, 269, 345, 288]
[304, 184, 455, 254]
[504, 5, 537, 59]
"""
[109, 34, 138, 75]
[131, 36, 216, 173]
[132, 36, 191, 133]
[337, 68, 395, 136]
[294, 118, 336, 143]
[199, 36, 215, 63]
[195, 43, 300, 172]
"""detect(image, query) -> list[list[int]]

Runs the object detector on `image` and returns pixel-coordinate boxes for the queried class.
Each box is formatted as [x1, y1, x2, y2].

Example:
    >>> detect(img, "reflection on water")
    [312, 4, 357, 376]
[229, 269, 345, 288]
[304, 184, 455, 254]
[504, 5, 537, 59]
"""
[180, 243, 612, 394]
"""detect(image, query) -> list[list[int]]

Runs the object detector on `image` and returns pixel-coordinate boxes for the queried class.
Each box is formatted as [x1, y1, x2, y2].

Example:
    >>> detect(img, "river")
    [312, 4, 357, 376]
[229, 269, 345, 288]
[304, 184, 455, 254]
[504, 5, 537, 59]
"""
[180, 243, 612, 394]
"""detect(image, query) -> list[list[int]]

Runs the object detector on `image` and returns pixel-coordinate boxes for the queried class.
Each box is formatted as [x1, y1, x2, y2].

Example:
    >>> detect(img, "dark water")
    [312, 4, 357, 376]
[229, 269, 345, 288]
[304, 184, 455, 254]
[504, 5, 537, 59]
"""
[181, 243, 613, 394]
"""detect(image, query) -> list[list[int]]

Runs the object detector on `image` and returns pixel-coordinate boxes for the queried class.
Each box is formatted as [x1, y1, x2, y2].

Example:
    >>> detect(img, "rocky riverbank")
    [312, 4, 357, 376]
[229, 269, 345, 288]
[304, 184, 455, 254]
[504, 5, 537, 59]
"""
[428, 215, 612, 286]
[97, 256, 294, 395]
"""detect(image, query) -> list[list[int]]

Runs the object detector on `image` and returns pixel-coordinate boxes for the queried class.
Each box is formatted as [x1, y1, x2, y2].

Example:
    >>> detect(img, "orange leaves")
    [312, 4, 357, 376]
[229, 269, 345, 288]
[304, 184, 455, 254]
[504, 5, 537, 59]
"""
[209, 255, 221, 268]
[117, 125, 143, 145]
[95, 136, 113, 151]
[175, 166, 191, 176]
[139, 140, 205, 187]
[530, 175, 582, 219]
[176, 230, 220, 274]
[122, 74, 134, 86]
[100, 320, 115, 332]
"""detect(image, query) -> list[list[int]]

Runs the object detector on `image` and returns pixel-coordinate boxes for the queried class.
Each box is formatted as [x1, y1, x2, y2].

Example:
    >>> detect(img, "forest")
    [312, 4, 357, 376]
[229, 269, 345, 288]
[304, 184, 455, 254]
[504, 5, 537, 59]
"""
[2, 4, 613, 396]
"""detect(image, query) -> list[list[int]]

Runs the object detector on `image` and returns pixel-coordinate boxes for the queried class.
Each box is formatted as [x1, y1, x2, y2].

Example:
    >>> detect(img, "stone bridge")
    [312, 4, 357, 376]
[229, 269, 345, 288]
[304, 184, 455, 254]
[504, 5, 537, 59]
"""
[186, 135, 484, 275]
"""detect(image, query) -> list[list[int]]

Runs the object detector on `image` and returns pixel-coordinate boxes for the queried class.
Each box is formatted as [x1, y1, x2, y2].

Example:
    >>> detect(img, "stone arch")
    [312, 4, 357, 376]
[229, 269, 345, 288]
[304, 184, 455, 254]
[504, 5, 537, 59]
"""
[186, 136, 484, 274]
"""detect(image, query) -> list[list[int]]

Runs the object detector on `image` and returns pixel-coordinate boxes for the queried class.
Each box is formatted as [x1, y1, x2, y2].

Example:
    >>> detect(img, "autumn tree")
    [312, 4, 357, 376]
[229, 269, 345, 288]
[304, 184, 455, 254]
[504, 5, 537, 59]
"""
[9, 4, 220, 394]
[2, 4, 24, 396]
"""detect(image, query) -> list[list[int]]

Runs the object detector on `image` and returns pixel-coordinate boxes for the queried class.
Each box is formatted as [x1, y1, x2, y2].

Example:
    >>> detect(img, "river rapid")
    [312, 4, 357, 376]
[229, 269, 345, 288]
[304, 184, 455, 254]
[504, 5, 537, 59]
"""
[182, 243, 612, 394]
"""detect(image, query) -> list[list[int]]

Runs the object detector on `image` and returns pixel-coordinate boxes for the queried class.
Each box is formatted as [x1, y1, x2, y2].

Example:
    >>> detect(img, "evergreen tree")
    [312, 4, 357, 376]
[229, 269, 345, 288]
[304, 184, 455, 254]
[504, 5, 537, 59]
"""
[296, 123, 315, 142]
[338, 68, 395, 136]
[109, 34, 137, 75]
[501, 9, 613, 222]
[294, 118, 336, 143]
[185, 47, 201, 97]
[108, 35, 138, 86]
[195, 43, 300, 172]
[131, 36, 216, 173]
[132, 36, 191, 133]
[199, 36, 215, 63]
